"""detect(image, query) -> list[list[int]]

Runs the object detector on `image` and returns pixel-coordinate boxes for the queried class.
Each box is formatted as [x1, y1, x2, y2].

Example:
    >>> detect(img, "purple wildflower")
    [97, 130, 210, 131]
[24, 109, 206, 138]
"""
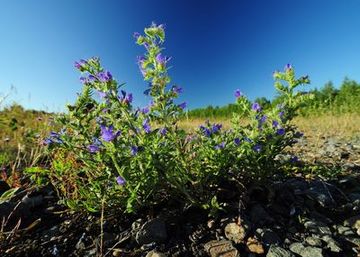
[252, 102, 261, 112]
[116, 176, 126, 186]
[253, 144, 262, 153]
[178, 102, 187, 110]
[100, 125, 120, 142]
[137, 56, 146, 76]
[212, 123, 222, 133]
[276, 128, 286, 136]
[272, 120, 279, 128]
[44, 131, 63, 145]
[130, 146, 139, 156]
[125, 93, 133, 104]
[87, 144, 100, 153]
[234, 89, 243, 98]
[133, 32, 141, 40]
[199, 125, 212, 137]
[234, 138, 241, 145]
[159, 127, 167, 136]
[74, 59, 87, 70]
[172, 85, 183, 94]
[259, 115, 267, 124]
[143, 119, 151, 133]
[141, 106, 150, 114]
[214, 142, 226, 150]
[285, 63, 292, 71]
[97, 90, 107, 99]
[290, 156, 299, 163]
[279, 111, 285, 120]
[97, 71, 112, 83]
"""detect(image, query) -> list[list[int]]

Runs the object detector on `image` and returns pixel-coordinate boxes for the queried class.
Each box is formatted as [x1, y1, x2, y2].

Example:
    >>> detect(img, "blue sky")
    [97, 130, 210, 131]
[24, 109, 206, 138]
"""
[1, 0, 360, 112]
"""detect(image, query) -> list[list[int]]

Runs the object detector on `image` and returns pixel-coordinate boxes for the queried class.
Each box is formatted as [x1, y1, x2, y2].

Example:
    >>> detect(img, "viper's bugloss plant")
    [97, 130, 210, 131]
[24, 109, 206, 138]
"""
[28, 23, 313, 215]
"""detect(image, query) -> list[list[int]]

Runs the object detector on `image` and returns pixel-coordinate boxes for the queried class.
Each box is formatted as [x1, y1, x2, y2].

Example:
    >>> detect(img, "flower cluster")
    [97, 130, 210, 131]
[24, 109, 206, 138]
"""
[34, 24, 313, 215]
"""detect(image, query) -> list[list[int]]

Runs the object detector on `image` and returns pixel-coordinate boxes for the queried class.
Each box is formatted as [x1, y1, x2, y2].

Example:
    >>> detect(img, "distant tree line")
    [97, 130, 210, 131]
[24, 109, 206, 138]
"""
[183, 78, 360, 119]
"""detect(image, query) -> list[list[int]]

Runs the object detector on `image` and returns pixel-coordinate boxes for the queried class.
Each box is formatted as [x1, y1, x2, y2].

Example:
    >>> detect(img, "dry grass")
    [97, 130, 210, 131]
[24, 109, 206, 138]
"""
[179, 113, 360, 139]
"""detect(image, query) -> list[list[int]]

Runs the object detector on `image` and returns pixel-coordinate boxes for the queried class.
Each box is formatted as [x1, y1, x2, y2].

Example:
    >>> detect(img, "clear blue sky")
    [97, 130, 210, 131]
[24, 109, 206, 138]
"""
[1, 0, 360, 112]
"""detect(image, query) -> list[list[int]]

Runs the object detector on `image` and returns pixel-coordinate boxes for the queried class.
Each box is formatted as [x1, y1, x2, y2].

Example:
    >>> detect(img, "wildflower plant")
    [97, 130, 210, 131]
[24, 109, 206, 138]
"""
[29, 24, 313, 215]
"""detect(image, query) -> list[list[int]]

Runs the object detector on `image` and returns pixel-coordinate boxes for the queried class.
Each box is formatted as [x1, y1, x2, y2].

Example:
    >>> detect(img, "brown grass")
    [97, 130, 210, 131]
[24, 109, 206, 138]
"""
[179, 113, 360, 139]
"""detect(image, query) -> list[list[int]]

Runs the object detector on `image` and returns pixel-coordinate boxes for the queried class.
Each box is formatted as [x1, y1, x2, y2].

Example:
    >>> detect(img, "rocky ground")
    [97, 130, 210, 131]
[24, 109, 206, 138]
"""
[1, 135, 360, 257]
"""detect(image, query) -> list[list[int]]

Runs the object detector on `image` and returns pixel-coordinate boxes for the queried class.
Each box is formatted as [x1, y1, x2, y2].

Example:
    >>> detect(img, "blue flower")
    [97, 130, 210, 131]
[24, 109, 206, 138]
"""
[234, 138, 241, 145]
[214, 142, 226, 150]
[199, 125, 211, 137]
[212, 123, 222, 133]
[279, 111, 285, 119]
[276, 128, 285, 136]
[130, 146, 139, 156]
[178, 102, 187, 110]
[290, 156, 299, 163]
[100, 125, 121, 142]
[252, 102, 261, 112]
[253, 144, 262, 153]
[97, 90, 107, 99]
[172, 85, 183, 94]
[97, 71, 112, 82]
[125, 93, 133, 104]
[74, 59, 87, 70]
[234, 89, 243, 98]
[141, 106, 150, 114]
[272, 120, 279, 128]
[159, 127, 167, 136]
[285, 63, 292, 71]
[259, 115, 267, 125]
[133, 32, 141, 40]
[155, 52, 171, 66]
[143, 119, 151, 133]
[44, 131, 63, 145]
[116, 176, 126, 186]
[87, 144, 100, 153]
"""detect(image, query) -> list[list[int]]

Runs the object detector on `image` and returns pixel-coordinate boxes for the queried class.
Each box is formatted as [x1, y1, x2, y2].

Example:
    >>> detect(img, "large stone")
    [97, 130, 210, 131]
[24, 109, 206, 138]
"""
[246, 237, 264, 254]
[303, 220, 331, 235]
[289, 243, 323, 257]
[135, 218, 167, 245]
[204, 240, 239, 257]
[305, 236, 322, 247]
[321, 235, 341, 253]
[266, 245, 294, 257]
[344, 215, 360, 236]
[224, 222, 246, 244]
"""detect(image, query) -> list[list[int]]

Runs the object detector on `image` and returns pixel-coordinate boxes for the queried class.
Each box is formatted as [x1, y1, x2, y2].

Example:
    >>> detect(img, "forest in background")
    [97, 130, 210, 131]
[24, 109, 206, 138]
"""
[184, 78, 360, 119]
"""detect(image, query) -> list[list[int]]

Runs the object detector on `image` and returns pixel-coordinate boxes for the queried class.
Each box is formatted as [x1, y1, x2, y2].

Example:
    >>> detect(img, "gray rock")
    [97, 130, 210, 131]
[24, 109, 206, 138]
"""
[204, 240, 239, 257]
[304, 220, 331, 235]
[344, 215, 360, 235]
[321, 235, 341, 252]
[135, 218, 167, 245]
[289, 243, 323, 257]
[300, 247, 323, 257]
[289, 242, 305, 255]
[266, 245, 294, 257]
[336, 225, 355, 236]
[305, 236, 322, 247]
